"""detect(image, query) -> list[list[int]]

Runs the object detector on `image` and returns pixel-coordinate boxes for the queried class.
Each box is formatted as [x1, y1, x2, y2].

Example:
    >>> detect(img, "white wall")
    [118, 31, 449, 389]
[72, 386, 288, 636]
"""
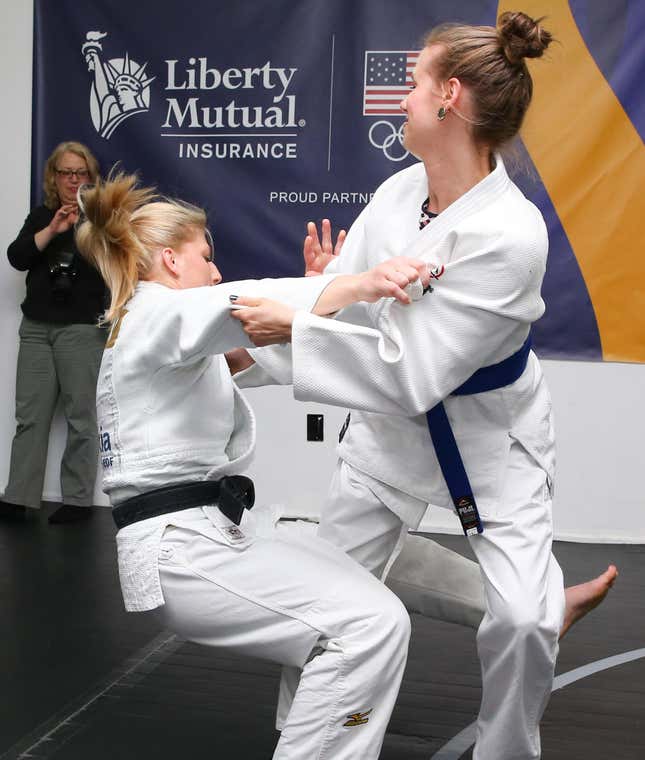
[2, 3, 643, 540]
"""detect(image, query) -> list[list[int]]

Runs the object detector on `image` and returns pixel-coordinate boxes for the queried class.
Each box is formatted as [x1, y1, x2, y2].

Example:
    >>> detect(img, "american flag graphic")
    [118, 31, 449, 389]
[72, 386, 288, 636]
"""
[363, 50, 419, 116]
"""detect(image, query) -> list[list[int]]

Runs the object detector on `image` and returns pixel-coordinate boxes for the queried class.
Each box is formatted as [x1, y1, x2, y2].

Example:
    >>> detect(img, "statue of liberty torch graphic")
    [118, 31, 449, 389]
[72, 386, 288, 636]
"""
[82, 31, 155, 139]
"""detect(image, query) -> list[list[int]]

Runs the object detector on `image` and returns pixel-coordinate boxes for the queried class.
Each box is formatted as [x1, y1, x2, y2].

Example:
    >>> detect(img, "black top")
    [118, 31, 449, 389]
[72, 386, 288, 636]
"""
[419, 197, 439, 230]
[7, 205, 108, 325]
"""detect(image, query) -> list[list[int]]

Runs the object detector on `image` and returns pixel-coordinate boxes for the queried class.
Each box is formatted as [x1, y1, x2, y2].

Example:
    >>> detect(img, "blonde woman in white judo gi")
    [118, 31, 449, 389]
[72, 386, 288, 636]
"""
[229, 11, 617, 760]
[73, 172, 438, 760]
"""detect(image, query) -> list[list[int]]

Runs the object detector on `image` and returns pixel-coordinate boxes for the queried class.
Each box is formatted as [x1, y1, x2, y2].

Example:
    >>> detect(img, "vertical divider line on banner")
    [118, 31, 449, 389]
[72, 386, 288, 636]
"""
[327, 34, 336, 172]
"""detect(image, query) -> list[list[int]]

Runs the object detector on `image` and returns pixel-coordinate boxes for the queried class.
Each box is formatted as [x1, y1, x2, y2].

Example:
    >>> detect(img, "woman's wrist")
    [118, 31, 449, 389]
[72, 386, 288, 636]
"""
[34, 225, 55, 251]
[312, 274, 362, 316]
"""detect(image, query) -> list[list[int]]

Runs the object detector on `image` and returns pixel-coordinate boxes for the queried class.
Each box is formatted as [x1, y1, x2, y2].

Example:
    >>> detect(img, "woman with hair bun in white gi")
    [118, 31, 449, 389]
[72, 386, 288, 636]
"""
[74, 172, 436, 760]
[230, 11, 617, 759]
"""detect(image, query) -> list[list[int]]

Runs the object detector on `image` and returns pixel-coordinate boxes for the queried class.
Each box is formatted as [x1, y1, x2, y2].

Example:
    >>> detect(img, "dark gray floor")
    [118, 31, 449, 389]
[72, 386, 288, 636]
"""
[1, 504, 643, 759]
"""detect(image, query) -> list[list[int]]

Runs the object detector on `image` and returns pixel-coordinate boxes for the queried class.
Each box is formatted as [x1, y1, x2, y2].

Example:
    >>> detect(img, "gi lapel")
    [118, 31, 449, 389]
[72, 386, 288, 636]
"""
[403, 153, 510, 264]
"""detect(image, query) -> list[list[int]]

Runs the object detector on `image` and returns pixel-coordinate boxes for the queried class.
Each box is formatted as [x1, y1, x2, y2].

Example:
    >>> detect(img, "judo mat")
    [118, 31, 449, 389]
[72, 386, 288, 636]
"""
[1, 505, 643, 759]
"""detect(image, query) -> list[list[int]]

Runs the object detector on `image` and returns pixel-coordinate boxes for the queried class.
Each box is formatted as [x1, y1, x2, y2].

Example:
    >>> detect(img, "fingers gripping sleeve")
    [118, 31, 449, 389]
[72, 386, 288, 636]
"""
[229, 273, 339, 386]
[144, 273, 337, 366]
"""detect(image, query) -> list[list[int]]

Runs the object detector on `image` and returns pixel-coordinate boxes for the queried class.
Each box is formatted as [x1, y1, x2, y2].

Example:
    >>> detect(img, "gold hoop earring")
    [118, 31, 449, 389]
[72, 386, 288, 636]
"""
[437, 106, 447, 121]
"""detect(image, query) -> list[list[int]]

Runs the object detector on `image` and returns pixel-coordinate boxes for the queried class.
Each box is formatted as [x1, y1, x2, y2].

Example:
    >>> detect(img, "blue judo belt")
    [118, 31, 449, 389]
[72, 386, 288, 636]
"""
[425, 336, 532, 536]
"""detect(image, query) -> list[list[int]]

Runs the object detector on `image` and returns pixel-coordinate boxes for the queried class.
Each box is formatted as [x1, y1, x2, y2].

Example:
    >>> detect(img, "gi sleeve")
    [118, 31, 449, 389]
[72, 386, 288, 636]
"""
[143, 274, 338, 366]
[232, 344, 293, 387]
[290, 219, 548, 417]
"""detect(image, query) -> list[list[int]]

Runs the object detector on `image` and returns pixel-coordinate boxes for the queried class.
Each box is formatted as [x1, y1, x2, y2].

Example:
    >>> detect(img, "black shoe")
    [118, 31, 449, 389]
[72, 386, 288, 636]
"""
[48, 505, 94, 524]
[0, 500, 29, 521]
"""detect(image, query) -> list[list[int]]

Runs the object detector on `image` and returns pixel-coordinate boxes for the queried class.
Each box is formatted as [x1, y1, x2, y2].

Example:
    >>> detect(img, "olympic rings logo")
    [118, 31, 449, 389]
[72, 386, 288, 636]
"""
[368, 120, 409, 162]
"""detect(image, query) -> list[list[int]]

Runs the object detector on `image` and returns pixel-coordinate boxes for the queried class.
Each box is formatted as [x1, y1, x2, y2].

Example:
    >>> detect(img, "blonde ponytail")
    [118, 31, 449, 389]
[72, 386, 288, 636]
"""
[76, 171, 207, 322]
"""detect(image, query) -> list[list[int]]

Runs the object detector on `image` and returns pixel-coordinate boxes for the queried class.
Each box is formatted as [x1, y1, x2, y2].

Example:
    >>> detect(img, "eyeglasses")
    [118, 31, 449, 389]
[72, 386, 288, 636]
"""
[55, 168, 90, 179]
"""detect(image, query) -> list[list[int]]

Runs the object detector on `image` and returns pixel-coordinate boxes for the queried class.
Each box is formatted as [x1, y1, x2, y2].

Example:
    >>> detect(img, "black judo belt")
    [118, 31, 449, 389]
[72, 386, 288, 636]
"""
[425, 336, 532, 537]
[112, 476, 255, 529]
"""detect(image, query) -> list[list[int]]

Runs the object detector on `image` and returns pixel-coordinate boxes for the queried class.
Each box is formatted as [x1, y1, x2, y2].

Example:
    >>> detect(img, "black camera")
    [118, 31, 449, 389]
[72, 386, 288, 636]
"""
[49, 250, 77, 301]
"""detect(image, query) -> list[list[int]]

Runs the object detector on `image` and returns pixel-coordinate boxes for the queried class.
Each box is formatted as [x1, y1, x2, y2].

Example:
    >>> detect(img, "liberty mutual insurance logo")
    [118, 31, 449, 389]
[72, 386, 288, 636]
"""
[82, 31, 155, 139]
[80, 32, 303, 160]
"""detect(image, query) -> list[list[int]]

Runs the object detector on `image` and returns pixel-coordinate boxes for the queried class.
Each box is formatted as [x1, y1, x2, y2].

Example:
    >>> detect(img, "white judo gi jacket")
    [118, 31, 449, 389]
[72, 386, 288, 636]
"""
[245, 157, 555, 528]
[98, 276, 335, 610]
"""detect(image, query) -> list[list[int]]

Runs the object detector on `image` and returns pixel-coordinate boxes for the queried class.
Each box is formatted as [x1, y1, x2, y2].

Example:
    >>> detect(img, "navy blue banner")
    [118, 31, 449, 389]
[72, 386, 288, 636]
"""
[32, 1, 645, 361]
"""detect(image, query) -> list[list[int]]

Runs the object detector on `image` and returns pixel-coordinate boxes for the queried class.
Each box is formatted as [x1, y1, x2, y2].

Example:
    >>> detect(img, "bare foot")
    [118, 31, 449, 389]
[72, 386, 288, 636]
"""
[560, 565, 618, 640]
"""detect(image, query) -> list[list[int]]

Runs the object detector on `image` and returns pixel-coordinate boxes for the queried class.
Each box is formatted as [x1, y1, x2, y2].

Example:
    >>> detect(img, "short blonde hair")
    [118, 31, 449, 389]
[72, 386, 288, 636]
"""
[43, 141, 100, 209]
[75, 171, 206, 322]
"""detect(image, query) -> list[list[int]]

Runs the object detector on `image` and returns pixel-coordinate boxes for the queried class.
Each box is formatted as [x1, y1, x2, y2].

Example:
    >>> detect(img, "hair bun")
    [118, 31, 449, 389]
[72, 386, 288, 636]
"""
[497, 11, 553, 65]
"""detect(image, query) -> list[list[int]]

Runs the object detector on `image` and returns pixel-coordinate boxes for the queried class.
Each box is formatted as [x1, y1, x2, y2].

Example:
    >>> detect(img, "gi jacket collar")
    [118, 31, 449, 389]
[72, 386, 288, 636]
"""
[405, 153, 510, 260]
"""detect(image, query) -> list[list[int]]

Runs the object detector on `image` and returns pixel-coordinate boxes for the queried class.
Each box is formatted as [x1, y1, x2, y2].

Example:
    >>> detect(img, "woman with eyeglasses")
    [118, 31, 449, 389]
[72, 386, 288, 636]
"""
[1, 141, 108, 523]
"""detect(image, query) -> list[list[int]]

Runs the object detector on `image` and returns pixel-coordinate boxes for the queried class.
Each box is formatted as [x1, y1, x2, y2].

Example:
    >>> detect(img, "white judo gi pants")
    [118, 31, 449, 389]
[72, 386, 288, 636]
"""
[156, 507, 410, 760]
[319, 449, 565, 760]
[274, 495, 486, 732]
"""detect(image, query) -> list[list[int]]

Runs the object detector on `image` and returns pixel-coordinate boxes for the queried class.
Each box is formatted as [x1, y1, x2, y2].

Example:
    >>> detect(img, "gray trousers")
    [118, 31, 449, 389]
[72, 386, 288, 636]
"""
[3, 317, 106, 508]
